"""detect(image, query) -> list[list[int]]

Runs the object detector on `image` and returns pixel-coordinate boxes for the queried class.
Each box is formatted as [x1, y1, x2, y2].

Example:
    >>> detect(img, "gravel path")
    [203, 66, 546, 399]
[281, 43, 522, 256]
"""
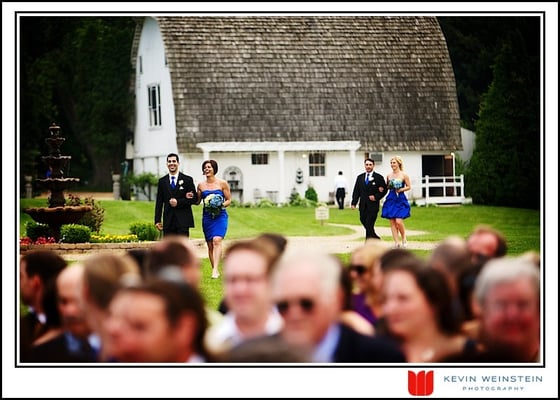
[282, 223, 437, 255]
[60, 223, 436, 262]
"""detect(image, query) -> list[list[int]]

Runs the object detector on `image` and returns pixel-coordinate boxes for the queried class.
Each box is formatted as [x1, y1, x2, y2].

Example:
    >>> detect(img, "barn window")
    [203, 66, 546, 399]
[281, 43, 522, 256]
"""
[148, 84, 162, 127]
[368, 152, 383, 164]
[308, 152, 325, 177]
[251, 153, 268, 165]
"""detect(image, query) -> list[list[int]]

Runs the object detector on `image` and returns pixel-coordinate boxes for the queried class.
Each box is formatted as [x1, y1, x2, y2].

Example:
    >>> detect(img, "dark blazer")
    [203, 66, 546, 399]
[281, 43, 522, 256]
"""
[19, 313, 47, 362]
[351, 171, 388, 210]
[333, 323, 406, 363]
[154, 172, 197, 229]
[25, 333, 97, 363]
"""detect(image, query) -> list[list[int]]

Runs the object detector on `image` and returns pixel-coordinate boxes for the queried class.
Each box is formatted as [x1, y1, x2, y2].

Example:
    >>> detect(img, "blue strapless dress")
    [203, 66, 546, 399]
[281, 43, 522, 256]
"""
[201, 189, 228, 241]
[381, 179, 411, 219]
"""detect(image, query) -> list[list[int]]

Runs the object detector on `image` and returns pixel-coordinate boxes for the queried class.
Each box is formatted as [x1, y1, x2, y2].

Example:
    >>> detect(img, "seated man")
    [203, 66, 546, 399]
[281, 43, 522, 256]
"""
[270, 249, 405, 363]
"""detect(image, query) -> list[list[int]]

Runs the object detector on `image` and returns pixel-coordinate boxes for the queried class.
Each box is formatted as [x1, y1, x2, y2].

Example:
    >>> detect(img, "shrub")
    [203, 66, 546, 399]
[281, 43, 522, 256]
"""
[256, 199, 275, 208]
[229, 199, 241, 208]
[129, 221, 160, 241]
[304, 185, 318, 202]
[289, 190, 315, 207]
[66, 194, 105, 233]
[126, 173, 159, 201]
[289, 188, 301, 204]
[60, 224, 92, 243]
[25, 221, 54, 241]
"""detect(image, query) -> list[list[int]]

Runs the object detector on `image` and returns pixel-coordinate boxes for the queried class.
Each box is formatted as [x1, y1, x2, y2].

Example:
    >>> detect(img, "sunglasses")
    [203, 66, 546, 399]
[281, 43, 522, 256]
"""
[349, 264, 368, 275]
[275, 298, 315, 316]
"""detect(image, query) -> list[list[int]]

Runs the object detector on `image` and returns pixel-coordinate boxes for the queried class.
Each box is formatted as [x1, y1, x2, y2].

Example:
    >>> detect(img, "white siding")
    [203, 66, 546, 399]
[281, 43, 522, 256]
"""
[134, 17, 178, 166]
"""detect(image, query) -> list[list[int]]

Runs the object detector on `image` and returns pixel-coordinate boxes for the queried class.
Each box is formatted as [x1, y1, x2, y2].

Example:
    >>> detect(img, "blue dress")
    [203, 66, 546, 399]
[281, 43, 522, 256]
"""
[201, 189, 228, 241]
[381, 178, 411, 219]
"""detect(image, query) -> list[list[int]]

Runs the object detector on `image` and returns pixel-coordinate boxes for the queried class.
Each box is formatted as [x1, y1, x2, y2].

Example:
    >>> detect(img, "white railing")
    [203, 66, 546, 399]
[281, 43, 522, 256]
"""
[420, 175, 466, 204]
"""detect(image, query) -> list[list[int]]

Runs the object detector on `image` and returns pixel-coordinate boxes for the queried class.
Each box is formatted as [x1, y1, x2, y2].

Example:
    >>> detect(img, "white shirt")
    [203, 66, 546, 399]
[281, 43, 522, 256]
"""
[312, 324, 342, 363]
[205, 309, 284, 353]
[334, 174, 348, 191]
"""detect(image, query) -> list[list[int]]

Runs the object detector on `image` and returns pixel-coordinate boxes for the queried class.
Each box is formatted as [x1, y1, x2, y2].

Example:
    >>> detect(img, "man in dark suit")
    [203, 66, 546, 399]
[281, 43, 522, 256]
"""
[351, 158, 388, 240]
[271, 250, 405, 363]
[154, 153, 197, 237]
[19, 250, 67, 362]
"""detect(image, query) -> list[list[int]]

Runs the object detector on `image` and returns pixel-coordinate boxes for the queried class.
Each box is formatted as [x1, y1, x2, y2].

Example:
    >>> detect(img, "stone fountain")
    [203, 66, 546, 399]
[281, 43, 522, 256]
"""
[24, 123, 92, 241]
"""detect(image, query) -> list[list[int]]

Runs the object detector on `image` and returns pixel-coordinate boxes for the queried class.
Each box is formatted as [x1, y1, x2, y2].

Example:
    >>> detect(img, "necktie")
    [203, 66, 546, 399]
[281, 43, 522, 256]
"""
[365, 173, 370, 184]
[171, 176, 176, 189]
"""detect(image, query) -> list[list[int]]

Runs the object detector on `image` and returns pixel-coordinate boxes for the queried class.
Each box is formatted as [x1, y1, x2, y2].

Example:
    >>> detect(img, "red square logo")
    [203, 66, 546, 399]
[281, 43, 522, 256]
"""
[408, 370, 434, 396]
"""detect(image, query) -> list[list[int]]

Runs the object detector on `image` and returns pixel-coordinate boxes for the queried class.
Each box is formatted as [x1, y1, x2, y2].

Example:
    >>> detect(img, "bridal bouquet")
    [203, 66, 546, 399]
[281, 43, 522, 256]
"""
[388, 178, 404, 191]
[204, 193, 224, 218]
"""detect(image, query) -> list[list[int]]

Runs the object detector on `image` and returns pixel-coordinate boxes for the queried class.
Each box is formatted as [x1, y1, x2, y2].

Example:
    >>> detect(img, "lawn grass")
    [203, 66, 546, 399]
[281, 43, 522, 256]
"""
[20, 199, 541, 255]
[19, 199, 541, 310]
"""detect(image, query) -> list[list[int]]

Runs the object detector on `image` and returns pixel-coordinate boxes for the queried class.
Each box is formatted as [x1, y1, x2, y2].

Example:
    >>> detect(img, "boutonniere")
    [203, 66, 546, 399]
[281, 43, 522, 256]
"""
[179, 180, 184, 185]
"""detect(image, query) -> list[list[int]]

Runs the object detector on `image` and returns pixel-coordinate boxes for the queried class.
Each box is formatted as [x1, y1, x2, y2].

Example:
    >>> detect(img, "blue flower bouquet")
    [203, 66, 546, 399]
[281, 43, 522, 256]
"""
[388, 178, 404, 191]
[204, 193, 224, 218]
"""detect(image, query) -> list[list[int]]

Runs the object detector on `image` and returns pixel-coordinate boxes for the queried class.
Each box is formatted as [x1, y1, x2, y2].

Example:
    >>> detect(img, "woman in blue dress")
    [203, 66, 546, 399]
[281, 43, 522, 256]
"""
[381, 156, 411, 248]
[195, 159, 231, 278]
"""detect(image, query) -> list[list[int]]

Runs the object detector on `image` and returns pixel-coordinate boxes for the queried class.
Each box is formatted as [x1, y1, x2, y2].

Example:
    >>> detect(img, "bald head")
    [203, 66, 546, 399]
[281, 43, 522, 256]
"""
[57, 264, 90, 338]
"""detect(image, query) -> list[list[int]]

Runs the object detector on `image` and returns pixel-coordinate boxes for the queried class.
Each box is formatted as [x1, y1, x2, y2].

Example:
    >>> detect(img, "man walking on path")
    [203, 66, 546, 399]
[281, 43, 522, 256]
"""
[154, 153, 197, 237]
[351, 158, 388, 240]
[334, 171, 349, 209]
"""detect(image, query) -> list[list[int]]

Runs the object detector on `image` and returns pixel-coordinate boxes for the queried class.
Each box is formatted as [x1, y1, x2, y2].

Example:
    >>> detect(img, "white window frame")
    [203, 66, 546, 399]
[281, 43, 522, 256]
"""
[308, 152, 326, 177]
[148, 84, 162, 127]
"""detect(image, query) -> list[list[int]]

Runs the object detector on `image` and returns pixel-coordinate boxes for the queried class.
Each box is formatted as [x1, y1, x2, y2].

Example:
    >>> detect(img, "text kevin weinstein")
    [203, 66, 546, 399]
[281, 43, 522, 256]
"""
[444, 375, 543, 383]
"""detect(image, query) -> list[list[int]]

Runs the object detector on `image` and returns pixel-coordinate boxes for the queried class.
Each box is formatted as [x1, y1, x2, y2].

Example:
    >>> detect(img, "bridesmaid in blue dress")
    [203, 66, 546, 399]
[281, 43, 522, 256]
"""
[195, 160, 231, 278]
[381, 156, 411, 248]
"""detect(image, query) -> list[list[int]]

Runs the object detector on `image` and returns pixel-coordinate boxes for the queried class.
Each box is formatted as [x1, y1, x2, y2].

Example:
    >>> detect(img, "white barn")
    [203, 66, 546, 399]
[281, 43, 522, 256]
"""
[128, 16, 467, 205]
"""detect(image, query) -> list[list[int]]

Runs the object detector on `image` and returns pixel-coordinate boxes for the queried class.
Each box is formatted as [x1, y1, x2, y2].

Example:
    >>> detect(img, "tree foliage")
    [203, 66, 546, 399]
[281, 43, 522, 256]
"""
[438, 17, 540, 131]
[126, 172, 159, 201]
[19, 17, 136, 191]
[440, 17, 540, 209]
[465, 33, 540, 209]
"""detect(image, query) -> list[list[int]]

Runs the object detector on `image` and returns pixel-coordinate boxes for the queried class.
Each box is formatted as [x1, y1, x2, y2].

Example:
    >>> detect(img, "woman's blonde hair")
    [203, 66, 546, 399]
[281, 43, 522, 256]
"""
[391, 156, 404, 171]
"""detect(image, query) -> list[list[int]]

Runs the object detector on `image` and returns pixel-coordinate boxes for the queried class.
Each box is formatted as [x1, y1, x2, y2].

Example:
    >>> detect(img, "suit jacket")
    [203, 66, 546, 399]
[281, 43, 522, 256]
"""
[333, 323, 405, 363]
[25, 333, 97, 363]
[154, 172, 197, 229]
[351, 171, 388, 211]
[20, 312, 48, 362]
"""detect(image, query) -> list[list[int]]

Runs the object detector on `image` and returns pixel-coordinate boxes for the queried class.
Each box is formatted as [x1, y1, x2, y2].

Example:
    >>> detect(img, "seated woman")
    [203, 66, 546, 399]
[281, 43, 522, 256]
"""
[380, 260, 476, 362]
[346, 239, 390, 330]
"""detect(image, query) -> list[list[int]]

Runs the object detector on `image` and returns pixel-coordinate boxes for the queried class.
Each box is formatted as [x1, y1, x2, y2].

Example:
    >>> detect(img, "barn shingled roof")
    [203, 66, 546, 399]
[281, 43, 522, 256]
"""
[148, 16, 461, 153]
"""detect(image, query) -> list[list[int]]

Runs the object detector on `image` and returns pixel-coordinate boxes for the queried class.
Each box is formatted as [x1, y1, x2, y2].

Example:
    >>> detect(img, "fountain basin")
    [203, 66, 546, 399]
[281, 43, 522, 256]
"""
[24, 205, 92, 241]
[24, 205, 92, 224]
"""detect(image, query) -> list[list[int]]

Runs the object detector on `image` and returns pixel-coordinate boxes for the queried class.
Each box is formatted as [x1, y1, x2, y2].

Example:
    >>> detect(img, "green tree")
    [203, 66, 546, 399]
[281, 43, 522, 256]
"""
[466, 34, 540, 209]
[19, 17, 82, 193]
[19, 17, 136, 190]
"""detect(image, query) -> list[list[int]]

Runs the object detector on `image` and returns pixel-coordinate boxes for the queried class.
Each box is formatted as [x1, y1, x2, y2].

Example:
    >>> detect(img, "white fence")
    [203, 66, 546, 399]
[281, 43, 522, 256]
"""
[417, 174, 467, 205]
